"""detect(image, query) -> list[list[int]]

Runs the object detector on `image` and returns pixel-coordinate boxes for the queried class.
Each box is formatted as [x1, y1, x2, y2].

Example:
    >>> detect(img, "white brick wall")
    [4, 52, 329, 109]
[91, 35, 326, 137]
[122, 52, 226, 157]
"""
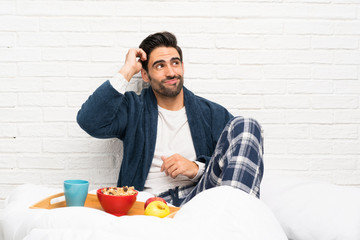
[1, 0, 360, 209]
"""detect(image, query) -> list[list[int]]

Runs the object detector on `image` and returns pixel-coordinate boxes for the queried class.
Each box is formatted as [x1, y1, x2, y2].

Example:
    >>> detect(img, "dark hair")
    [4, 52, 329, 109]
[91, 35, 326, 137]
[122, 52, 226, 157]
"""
[139, 31, 183, 72]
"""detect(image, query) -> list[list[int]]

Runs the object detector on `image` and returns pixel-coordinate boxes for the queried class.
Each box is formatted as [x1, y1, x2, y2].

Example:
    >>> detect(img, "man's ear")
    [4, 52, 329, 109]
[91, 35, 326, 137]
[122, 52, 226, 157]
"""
[141, 69, 150, 83]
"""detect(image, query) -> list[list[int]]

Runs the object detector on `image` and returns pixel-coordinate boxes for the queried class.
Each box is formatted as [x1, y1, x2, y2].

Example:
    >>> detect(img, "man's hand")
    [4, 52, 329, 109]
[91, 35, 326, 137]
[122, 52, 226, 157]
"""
[161, 154, 199, 179]
[119, 48, 147, 82]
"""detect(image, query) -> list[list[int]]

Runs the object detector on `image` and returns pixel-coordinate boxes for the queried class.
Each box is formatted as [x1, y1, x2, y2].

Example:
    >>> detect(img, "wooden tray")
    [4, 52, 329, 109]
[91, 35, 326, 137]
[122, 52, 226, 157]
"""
[30, 192, 180, 218]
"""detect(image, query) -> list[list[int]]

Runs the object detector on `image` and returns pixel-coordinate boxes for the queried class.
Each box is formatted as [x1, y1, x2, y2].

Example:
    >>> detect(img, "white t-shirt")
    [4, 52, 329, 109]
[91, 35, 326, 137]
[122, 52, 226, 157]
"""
[110, 75, 205, 195]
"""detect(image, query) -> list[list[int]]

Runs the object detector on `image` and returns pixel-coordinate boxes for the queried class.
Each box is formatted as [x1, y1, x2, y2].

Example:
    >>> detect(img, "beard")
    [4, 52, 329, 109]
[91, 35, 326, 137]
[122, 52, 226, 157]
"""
[148, 74, 184, 98]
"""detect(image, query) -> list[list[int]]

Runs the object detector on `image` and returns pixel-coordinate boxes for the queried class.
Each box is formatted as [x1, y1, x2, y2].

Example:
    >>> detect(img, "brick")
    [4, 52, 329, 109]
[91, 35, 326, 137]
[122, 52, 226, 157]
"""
[68, 63, 116, 77]
[310, 157, 357, 170]
[263, 124, 309, 139]
[19, 33, 66, 47]
[114, 32, 148, 48]
[0, 139, 42, 153]
[238, 80, 286, 94]
[333, 0, 360, 2]
[235, 20, 283, 34]
[187, 49, 238, 64]
[17, 155, 65, 169]
[0, 156, 17, 169]
[66, 154, 118, 169]
[216, 66, 262, 79]
[0, 79, 42, 92]
[331, 171, 360, 185]
[43, 108, 78, 122]
[237, 51, 287, 64]
[0, 16, 38, 31]
[43, 138, 119, 153]
[312, 95, 358, 109]
[264, 65, 311, 79]
[215, 36, 263, 50]
[287, 51, 333, 64]
[0, 33, 15, 48]
[91, 18, 140, 32]
[265, 36, 310, 49]
[232, 110, 286, 124]
[18, 123, 66, 137]
[43, 78, 91, 92]
[288, 80, 333, 94]
[18, 1, 116, 16]
[188, 19, 240, 34]
[335, 21, 360, 35]
[284, 20, 333, 35]
[91, 48, 124, 62]
[18, 93, 67, 107]
[0, 170, 42, 184]
[0, 124, 17, 138]
[0, 93, 17, 107]
[0, 1, 15, 14]
[19, 63, 67, 77]
[183, 64, 214, 79]
[308, 4, 356, 19]
[312, 65, 358, 80]
[310, 124, 358, 139]
[265, 95, 311, 109]
[265, 140, 288, 154]
[312, 36, 359, 49]
[334, 80, 360, 94]
[0, 64, 17, 77]
[265, 156, 310, 170]
[178, 34, 215, 49]
[190, 80, 285, 95]
[333, 140, 360, 154]
[334, 51, 360, 64]
[42, 48, 91, 62]
[0, 108, 42, 122]
[66, 33, 116, 47]
[39, 170, 94, 185]
[286, 110, 333, 124]
[288, 140, 332, 154]
[40, 18, 90, 32]
[0, 48, 41, 62]
[201, 94, 263, 109]
[335, 110, 360, 123]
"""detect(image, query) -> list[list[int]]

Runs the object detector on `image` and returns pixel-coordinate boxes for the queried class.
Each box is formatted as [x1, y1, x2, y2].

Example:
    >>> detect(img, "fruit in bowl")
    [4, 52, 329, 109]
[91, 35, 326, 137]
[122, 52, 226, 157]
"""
[97, 186, 138, 216]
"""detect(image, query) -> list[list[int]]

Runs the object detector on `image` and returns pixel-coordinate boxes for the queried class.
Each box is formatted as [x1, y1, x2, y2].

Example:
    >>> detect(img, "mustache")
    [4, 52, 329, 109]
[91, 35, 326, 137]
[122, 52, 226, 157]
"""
[161, 75, 181, 83]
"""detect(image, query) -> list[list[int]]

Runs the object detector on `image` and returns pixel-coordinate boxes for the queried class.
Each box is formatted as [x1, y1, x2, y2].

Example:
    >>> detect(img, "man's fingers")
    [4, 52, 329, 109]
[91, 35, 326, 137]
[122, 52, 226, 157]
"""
[133, 48, 147, 62]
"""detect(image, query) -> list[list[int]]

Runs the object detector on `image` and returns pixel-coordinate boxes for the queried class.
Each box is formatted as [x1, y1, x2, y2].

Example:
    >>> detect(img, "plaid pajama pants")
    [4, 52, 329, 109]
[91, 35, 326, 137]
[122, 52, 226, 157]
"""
[158, 116, 264, 207]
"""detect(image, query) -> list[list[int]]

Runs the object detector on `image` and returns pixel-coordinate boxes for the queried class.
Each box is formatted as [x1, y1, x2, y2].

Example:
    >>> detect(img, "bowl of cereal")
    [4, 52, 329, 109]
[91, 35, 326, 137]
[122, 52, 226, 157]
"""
[97, 186, 138, 216]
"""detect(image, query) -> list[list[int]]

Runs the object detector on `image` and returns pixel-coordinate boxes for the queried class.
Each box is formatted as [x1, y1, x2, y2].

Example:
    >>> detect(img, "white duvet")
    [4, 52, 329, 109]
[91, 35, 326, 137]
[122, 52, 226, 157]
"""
[2, 174, 360, 240]
[0, 184, 286, 240]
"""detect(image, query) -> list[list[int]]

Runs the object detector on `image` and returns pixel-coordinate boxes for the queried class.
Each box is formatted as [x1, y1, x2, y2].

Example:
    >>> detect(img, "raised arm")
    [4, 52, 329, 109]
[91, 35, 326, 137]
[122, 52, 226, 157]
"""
[76, 48, 147, 140]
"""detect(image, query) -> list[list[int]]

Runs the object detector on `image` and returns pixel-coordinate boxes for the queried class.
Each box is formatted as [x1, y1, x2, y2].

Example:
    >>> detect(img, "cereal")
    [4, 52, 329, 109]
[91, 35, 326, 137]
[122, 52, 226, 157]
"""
[101, 186, 136, 196]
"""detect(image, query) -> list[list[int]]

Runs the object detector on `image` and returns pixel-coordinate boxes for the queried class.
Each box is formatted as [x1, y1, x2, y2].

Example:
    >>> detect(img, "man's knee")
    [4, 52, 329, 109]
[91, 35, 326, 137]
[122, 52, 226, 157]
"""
[227, 116, 263, 137]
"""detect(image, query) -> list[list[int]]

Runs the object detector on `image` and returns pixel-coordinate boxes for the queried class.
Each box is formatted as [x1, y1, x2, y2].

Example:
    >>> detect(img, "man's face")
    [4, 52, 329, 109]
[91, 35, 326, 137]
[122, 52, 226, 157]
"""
[142, 47, 184, 98]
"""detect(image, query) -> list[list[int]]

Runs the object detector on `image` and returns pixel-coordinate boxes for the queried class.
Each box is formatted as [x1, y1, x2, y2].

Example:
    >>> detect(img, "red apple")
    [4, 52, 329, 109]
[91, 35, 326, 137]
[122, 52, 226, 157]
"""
[144, 197, 167, 210]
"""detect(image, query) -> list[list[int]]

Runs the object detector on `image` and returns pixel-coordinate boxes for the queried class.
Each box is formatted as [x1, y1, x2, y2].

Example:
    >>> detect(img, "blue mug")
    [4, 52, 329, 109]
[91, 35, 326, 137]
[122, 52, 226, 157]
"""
[64, 180, 89, 207]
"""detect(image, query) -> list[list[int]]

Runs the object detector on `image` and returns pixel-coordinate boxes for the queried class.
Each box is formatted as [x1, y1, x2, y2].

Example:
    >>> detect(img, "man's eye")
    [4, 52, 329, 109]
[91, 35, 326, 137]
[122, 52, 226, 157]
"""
[156, 64, 164, 69]
[172, 61, 180, 66]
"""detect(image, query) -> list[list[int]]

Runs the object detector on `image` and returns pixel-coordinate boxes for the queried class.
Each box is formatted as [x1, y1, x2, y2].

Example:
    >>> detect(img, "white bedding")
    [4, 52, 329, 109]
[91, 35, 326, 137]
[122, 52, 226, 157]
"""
[1, 175, 360, 240]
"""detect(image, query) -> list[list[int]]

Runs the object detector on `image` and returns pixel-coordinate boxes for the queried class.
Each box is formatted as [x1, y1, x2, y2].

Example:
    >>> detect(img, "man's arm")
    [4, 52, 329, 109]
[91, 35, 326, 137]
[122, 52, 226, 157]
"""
[76, 48, 147, 139]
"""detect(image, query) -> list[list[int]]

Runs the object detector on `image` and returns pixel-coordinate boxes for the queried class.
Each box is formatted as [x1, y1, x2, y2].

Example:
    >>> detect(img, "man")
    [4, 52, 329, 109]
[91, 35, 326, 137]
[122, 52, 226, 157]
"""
[77, 32, 264, 207]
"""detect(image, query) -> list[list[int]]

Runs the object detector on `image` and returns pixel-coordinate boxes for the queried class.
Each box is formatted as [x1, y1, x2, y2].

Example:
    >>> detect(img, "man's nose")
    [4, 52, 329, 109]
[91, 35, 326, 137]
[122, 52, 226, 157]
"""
[165, 64, 176, 76]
